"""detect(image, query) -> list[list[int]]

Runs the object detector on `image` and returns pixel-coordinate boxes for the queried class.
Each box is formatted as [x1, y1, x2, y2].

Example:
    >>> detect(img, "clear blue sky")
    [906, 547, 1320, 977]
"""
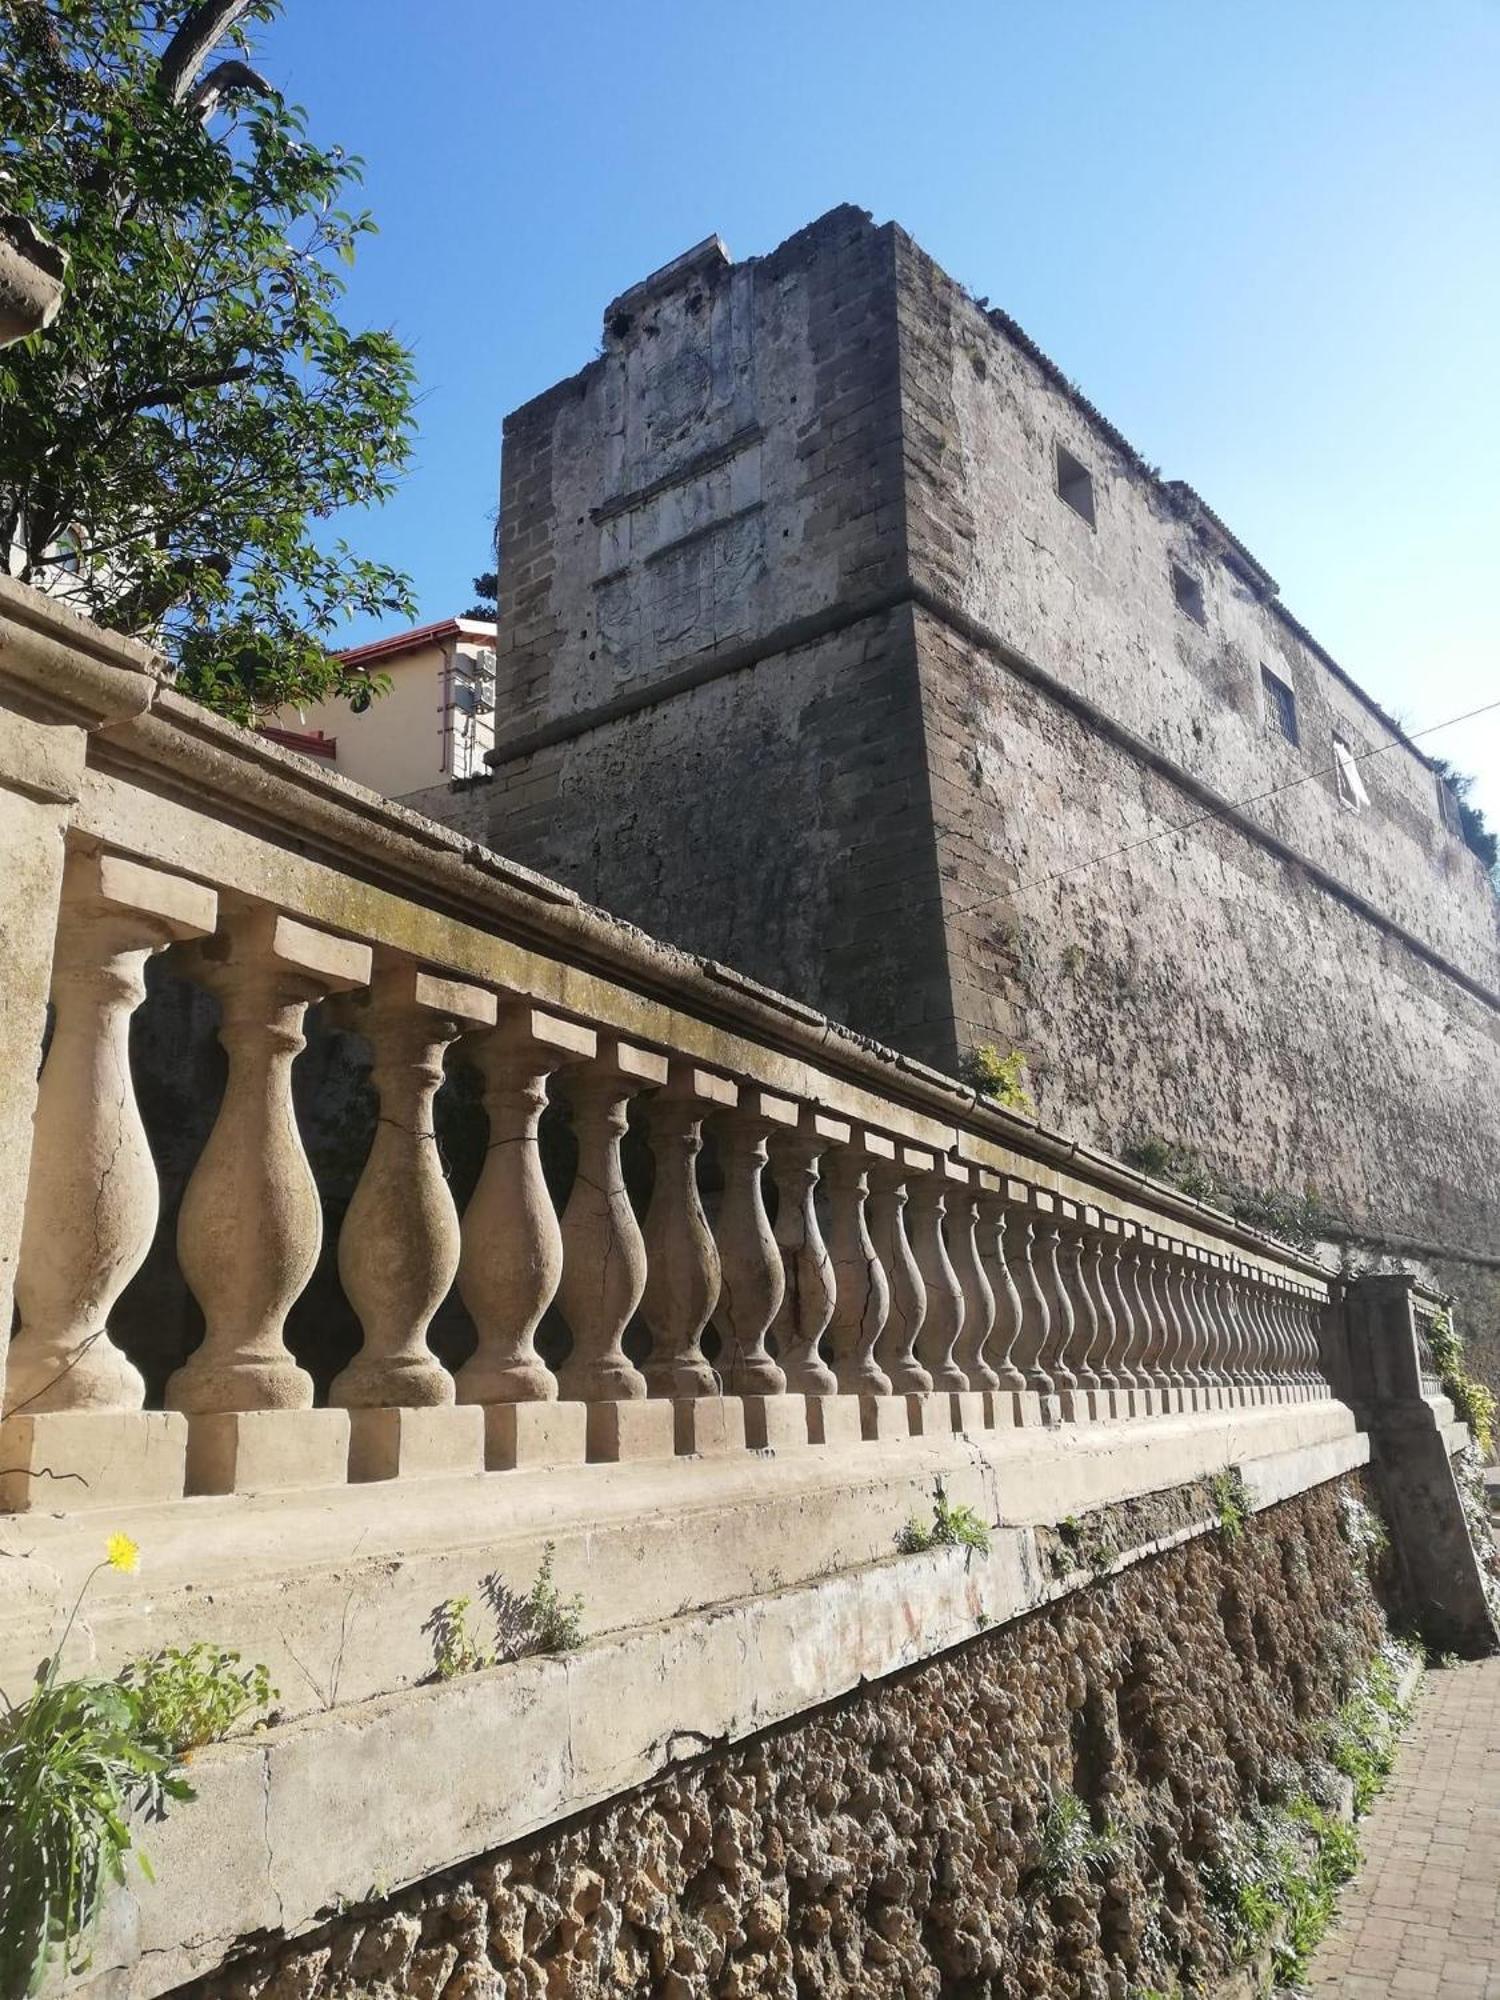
[261, 0, 1500, 823]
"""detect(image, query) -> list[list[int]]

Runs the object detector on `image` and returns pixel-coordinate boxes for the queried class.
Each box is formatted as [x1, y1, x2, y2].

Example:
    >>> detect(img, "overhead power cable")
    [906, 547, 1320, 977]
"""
[946, 694, 1500, 924]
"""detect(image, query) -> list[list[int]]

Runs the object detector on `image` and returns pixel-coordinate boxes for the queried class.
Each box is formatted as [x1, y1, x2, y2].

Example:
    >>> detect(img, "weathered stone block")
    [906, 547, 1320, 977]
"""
[804, 1393, 865, 1448]
[0, 1409, 186, 1511]
[347, 1405, 484, 1483]
[185, 1409, 350, 1497]
[586, 1400, 675, 1464]
[481, 1400, 588, 1471]
[949, 1390, 989, 1436]
[902, 1392, 953, 1440]
[741, 1395, 808, 1453]
[672, 1396, 746, 1458]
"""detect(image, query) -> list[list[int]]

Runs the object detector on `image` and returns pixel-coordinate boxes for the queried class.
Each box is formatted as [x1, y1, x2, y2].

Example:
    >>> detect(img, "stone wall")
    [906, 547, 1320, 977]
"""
[910, 604, 1500, 1371]
[188, 1476, 1393, 2000]
[431, 205, 1500, 1389]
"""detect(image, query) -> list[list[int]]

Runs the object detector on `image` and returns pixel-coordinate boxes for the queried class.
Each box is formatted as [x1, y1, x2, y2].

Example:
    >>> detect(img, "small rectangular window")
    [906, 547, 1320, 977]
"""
[1055, 443, 1095, 527]
[1261, 665, 1299, 745]
[1332, 733, 1370, 811]
[1171, 563, 1205, 626]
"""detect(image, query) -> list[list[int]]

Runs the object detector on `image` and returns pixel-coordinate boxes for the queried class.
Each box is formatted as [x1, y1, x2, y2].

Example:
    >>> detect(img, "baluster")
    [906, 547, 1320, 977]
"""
[1154, 1239, 1190, 1413]
[951, 1174, 999, 1431]
[980, 1193, 1032, 1423]
[769, 1113, 843, 1425]
[1081, 1218, 1121, 1420]
[712, 1091, 796, 1445]
[640, 1067, 732, 1395]
[1272, 1281, 1299, 1398]
[1305, 1289, 1330, 1395]
[1128, 1235, 1164, 1414]
[823, 1131, 894, 1423]
[1289, 1283, 1318, 1394]
[1034, 1211, 1079, 1420]
[1057, 1209, 1101, 1421]
[909, 1159, 967, 1414]
[1172, 1248, 1208, 1410]
[1206, 1256, 1242, 1406]
[1244, 1276, 1277, 1399]
[1227, 1263, 1257, 1402]
[1107, 1231, 1144, 1417]
[454, 1006, 596, 1469]
[867, 1147, 930, 1395]
[1009, 1204, 1056, 1418]
[1, 854, 215, 1513]
[330, 964, 495, 1480]
[1193, 1257, 1226, 1407]
[1235, 1267, 1269, 1404]
[169, 907, 370, 1494]
[556, 1039, 672, 1461]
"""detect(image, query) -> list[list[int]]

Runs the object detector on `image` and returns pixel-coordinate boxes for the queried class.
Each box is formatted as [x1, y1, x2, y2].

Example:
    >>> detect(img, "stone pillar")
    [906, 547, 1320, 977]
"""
[768, 1112, 844, 1424]
[1234, 1267, 1269, 1402]
[1009, 1203, 1056, 1417]
[712, 1089, 797, 1448]
[1033, 1211, 1078, 1414]
[908, 1157, 967, 1402]
[329, 964, 496, 1481]
[822, 1129, 894, 1425]
[866, 1147, 930, 1396]
[1208, 1257, 1243, 1406]
[455, 1006, 596, 1467]
[981, 1195, 1030, 1413]
[0, 854, 215, 1511]
[1082, 1217, 1122, 1419]
[168, 908, 369, 1494]
[640, 1065, 747, 1457]
[951, 1173, 1000, 1419]
[1106, 1231, 1143, 1416]
[1057, 1208, 1101, 1421]
[556, 1039, 672, 1461]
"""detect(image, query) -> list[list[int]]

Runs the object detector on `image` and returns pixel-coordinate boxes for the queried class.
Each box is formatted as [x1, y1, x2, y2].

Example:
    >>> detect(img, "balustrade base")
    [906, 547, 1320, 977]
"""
[1007, 1389, 1045, 1428]
[673, 1396, 747, 1458]
[950, 1390, 991, 1437]
[742, 1394, 809, 1453]
[1038, 1393, 1064, 1428]
[185, 1409, 350, 1497]
[482, 1400, 588, 1471]
[1058, 1387, 1099, 1425]
[0, 1409, 187, 1512]
[586, 1399, 676, 1464]
[861, 1394, 913, 1442]
[804, 1393, 865, 1448]
[903, 1392, 954, 1440]
[347, 1406, 485, 1484]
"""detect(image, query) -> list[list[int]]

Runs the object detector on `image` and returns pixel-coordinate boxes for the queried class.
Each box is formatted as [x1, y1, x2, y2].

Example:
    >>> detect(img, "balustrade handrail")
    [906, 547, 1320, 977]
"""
[0, 577, 1341, 1510]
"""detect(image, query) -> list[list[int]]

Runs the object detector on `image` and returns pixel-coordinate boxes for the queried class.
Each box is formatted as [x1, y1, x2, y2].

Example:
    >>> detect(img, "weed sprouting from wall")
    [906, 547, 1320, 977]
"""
[895, 1480, 992, 1558]
[960, 1043, 1036, 1117]
[425, 1542, 586, 1681]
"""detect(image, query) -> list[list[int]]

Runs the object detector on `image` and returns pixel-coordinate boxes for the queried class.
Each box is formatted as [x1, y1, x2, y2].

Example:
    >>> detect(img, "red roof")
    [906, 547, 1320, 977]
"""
[260, 725, 338, 760]
[336, 617, 497, 671]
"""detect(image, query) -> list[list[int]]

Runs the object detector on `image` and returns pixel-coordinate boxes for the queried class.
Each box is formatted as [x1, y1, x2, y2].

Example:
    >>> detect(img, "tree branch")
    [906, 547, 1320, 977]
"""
[156, 0, 261, 106]
[115, 362, 255, 414]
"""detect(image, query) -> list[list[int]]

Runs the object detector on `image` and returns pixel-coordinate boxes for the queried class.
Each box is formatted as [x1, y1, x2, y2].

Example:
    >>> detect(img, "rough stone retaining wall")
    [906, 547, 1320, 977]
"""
[190, 1475, 1392, 2000]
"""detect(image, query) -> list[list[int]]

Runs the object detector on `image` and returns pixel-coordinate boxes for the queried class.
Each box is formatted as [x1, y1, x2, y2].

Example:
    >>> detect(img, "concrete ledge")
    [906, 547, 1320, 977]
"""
[55, 1413, 1371, 2000]
[1, 1402, 1357, 1729]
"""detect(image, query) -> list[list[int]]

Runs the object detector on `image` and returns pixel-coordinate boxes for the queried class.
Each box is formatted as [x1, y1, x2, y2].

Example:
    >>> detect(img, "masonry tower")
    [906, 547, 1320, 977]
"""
[414, 205, 1500, 1370]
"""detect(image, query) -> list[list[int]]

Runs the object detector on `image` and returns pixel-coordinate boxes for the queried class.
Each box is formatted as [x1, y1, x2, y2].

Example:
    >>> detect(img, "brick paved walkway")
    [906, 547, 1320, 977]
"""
[1306, 1658, 1500, 1999]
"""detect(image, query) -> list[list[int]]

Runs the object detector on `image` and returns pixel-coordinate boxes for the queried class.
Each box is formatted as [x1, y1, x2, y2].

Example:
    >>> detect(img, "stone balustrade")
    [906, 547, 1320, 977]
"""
[0, 577, 1340, 1513]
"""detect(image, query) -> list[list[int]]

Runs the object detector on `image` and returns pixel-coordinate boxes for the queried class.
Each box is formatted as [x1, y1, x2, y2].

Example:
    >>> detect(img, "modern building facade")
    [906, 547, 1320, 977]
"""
[270, 614, 497, 799]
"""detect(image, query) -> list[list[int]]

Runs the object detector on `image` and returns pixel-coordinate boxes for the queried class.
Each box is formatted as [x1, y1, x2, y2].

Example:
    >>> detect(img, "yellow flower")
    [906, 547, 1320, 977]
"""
[105, 1532, 140, 1575]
